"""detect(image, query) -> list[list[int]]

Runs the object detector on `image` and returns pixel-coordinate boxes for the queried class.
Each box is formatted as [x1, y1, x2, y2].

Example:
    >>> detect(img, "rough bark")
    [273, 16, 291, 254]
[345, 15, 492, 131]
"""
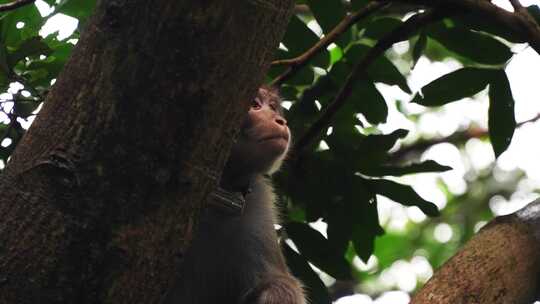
[412, 199, 540, 304]
[0, 0, 293, 303]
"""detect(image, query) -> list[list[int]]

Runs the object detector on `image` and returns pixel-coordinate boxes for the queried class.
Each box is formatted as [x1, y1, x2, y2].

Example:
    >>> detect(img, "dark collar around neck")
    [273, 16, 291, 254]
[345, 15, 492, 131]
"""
[208, 186, 251, 215]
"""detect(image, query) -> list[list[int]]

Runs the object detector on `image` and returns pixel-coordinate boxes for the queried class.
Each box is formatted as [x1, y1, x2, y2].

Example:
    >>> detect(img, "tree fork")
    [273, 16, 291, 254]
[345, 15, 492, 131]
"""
[0, 0, 294, 303]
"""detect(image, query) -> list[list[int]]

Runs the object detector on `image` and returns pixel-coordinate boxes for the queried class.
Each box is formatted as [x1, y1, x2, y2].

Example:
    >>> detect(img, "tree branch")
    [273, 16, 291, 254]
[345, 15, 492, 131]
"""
[292, 9, 450, 155]
[0, 0, 35, 12]
[398, 0, 540, 54]
[508, 0, 540, 51]
[293, 4, 310, 15]
[389, 113, 540, 162]
[411, 209, 540, 304]
[271, 0, 389, 86]
[508, 0, 524, 10]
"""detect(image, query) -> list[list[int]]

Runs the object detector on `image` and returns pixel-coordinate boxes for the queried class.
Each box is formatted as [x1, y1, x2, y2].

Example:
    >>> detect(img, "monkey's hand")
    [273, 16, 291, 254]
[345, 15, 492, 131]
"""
[242, 274, 306, 304]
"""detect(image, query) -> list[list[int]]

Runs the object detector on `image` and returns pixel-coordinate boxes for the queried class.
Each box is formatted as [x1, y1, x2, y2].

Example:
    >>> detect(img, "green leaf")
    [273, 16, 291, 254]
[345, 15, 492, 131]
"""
[0, 120, 23, 158]
[528, 5, 540, 24]
[285, 152, 349, 221]
[56, 0, 97, 22]
[282, 16, 329, 68]
[289, 65, 315, 86]
[368, 179, 440, 216]
[286, 222, 352, 280]
[322, 178, 383, 263]
[307, 0, 345, 35]
[0, 4, 43, 48]
[352, 216, 377, 262]
[348, 129, 408, 167]
[426, 22, 513, 65]
[369, 56, 411, 94]
[351, 81, 388, 124]
[350, 0, 369, 10]
[326, 205, 353, 256]
[327, 60, 350, 85]
[25, 41, 74, 89]
[284, 245, 331, 304]
[363, 18, 403, 40]
[411, 67, 494, 106]
[412, 32, 427, 67]
[13, 100, 38, 118]
[453, 15, 526, 43]
[287, 78, 331, 137]
[362, 129, 408, 152]
[0, 42, 9, 87]
[329, 45, 343, 65]
[282, 16, 317, 52]
[345, 44, 411, 94]
[343, 43, 368, 64]
[23, 68, 50, 87]
[336, 130, 409, 168]
[361, 160, 453, 177]
[40, 39, 73, 72]
[8, 37, 52, 67]
[350, 196, 384, 262]
[488, 70, 516, 158]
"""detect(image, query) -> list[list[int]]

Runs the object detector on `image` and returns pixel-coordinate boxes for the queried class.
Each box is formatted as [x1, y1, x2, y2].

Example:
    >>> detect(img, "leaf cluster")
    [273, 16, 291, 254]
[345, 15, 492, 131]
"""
[0, 0, 95, 162]
[267, 1, 533, 302]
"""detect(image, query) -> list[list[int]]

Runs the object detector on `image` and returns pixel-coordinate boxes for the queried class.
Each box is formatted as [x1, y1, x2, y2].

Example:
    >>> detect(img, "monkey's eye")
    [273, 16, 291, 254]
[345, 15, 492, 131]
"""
[251, 97, 263, 110]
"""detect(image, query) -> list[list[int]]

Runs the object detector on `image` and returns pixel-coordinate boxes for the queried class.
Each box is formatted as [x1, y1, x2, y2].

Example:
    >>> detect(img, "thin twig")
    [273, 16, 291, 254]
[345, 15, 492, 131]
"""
[292, 9, 450, 155]
[507, 0, 540, 52]
[0, 0, 35, 12]
[293, 4, 310, 15]
[0, 98, 40, 103]
[273, 1, 388, 66]
[508, 0, 524, 11]
[11, 74, 45, 101]
[389, 113, 540, 161]
[271, 0, 390, 86]
[0, 109, 18, 146]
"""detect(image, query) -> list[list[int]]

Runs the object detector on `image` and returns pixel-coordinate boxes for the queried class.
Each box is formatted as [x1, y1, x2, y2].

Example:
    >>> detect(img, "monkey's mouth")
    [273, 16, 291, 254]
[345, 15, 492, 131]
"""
[260, 134, 289, 142]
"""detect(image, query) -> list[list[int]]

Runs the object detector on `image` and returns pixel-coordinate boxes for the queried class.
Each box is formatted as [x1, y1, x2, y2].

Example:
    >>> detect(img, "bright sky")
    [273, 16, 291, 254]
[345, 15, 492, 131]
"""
[33, 1, 540, 303]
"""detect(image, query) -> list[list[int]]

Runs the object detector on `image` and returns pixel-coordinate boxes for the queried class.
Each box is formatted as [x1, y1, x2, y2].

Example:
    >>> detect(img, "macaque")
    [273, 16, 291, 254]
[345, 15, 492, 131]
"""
[164, 86, 306, 304]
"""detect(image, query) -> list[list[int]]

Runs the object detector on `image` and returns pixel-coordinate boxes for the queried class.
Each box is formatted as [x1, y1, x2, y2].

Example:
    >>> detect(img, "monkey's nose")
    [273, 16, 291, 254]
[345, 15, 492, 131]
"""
[275, 116, 287, 126]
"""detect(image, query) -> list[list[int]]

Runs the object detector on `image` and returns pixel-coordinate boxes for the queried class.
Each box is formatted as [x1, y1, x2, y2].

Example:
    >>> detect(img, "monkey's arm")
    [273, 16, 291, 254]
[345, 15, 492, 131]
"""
[242, 272, 305, 304]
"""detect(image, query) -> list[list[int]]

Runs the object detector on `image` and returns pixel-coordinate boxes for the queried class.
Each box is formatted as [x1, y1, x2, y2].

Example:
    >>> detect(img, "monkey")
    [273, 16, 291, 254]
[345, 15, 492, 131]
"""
[164, 86, 306, 304]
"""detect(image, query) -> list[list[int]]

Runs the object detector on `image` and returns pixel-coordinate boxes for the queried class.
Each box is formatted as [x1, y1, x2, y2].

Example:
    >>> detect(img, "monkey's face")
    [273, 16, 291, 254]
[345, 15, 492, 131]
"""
[229, 87, 290, 175]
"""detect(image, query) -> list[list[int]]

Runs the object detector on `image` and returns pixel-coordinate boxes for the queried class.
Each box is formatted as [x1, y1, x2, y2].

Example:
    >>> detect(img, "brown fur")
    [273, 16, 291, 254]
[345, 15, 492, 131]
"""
[164, 87, 305, 304]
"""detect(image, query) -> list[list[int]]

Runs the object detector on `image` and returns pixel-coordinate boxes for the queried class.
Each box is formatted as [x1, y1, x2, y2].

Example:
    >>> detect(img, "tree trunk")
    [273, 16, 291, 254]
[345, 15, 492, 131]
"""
[412, 199, 540, 304]
[0, 1, 293, 303]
